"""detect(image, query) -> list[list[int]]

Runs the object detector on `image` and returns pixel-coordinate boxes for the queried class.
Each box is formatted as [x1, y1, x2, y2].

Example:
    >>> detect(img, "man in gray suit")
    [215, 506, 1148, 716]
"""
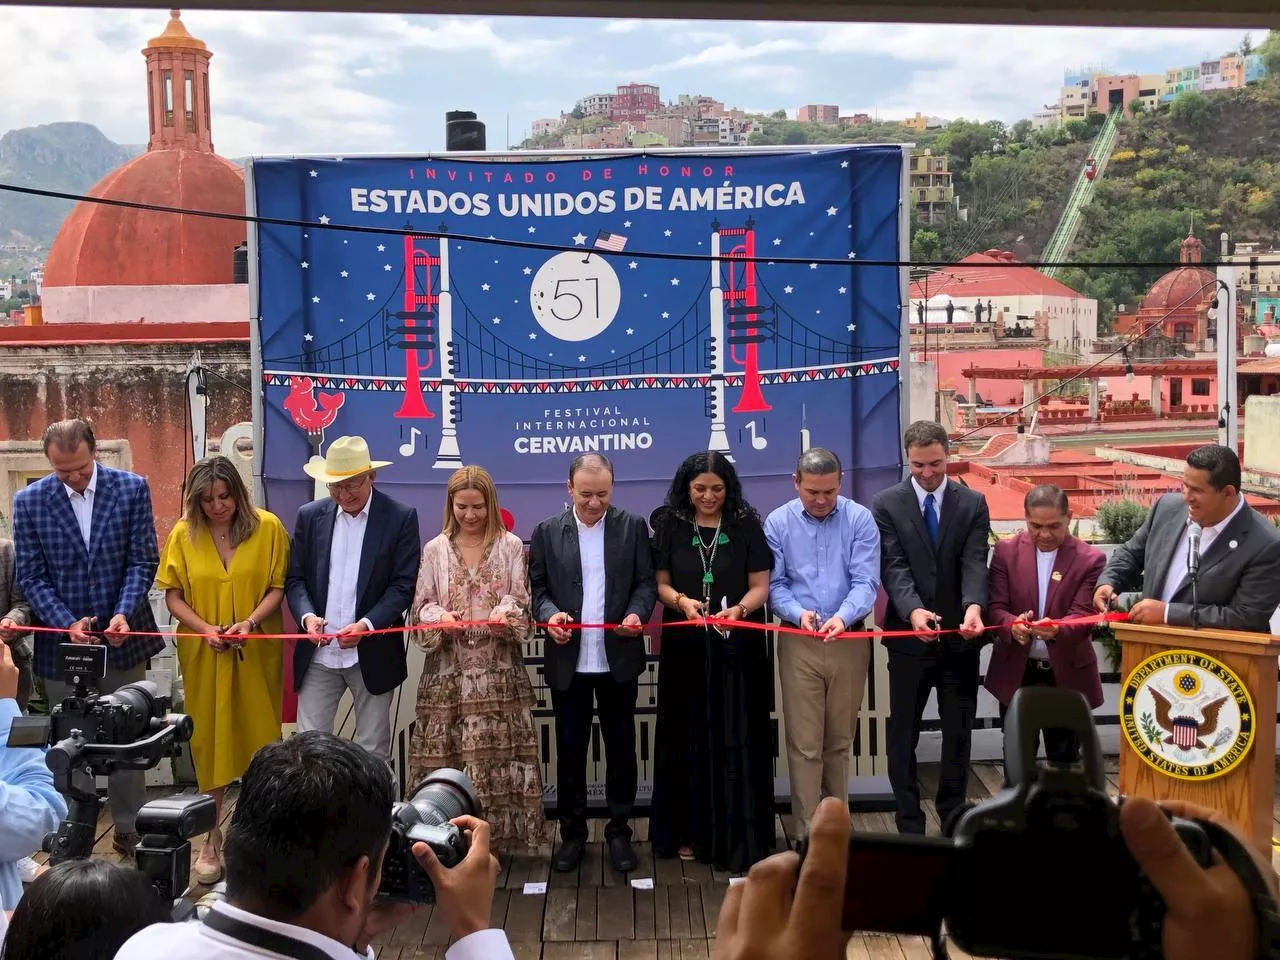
[1094, 444, 1280, 632]
[0, 538, 33, 713]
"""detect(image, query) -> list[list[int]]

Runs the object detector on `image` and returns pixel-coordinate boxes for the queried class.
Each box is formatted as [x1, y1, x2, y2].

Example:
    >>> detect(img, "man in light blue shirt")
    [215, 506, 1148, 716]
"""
[764, 448, 881, 841]
[0, 640, 67, 909]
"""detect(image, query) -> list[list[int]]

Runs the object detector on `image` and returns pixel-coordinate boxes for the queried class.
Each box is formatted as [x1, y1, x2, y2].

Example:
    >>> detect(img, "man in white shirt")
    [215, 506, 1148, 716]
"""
[528, 454, 656, 874]
[285, 437, 420, 763]
[1095, 444, 1280, 633]
[115, 732, 515, 960]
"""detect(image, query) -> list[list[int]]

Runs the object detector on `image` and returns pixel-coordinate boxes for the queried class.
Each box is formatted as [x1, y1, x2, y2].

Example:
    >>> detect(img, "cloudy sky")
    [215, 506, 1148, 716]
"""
[0, 8, 1265, 158]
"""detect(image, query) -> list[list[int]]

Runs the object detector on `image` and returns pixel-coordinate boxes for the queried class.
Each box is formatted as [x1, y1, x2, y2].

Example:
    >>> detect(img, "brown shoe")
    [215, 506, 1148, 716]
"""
[112, 831, 140, 861]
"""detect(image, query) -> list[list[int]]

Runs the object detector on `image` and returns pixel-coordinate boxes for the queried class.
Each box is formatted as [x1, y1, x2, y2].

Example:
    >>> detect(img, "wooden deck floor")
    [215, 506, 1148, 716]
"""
[38, 760, 1280, 960]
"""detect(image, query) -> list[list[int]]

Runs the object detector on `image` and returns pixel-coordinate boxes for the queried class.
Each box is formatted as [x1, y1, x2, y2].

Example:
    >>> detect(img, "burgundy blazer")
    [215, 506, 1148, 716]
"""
[984, 532, 1106, 708]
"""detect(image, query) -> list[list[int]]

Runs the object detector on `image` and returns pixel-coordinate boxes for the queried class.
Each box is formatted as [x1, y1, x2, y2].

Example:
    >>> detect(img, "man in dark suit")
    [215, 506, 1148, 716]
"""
[872, 420, 990, 834]
[0, 538, 33, 713]
[529, 452, 656, 873]
[986, 484, 1106, 763]
[1094, 444, 1280, 633]
[285, 436, 420, 764]
[13, 417, 160, 857]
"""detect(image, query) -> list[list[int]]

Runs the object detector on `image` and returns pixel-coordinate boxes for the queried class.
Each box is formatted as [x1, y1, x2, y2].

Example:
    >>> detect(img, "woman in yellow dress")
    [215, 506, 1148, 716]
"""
[156, 455, 290, 884]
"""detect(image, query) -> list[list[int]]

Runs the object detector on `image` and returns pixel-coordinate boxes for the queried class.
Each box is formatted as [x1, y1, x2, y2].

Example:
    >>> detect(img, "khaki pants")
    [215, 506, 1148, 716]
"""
[777, 630, 871, 838]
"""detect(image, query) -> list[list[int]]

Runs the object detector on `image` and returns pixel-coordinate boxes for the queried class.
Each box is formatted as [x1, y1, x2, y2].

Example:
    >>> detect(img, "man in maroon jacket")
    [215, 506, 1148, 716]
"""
[985, 484, 1105, 763]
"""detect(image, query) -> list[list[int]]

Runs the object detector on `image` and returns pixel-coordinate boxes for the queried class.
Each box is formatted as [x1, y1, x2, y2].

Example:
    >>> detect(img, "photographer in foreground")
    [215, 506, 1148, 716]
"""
[0, 642, 66, 910]
[712, 795, 1276, 960]
[115, 731, 514, 960]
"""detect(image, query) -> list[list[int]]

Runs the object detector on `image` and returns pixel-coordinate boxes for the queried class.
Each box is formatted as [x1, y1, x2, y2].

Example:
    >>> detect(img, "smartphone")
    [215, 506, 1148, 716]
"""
[801, 831, 953, 934]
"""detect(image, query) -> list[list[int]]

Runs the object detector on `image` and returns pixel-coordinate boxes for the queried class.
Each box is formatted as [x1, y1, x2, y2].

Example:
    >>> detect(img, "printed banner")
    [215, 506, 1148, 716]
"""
[251, 147, 907, 534]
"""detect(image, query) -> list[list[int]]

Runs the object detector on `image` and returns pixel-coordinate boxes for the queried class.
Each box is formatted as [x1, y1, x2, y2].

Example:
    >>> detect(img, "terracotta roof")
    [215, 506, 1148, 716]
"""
[909, 252, 1089, 301]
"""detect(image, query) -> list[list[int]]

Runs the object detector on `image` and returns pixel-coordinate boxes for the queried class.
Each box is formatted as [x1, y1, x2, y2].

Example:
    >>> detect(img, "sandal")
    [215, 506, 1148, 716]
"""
[192, 834, 224, 885]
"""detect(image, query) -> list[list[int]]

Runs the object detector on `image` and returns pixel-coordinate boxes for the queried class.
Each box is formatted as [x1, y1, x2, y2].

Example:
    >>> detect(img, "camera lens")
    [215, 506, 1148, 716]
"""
[402, 769, 483, 827]
[103, 681, 159, 742]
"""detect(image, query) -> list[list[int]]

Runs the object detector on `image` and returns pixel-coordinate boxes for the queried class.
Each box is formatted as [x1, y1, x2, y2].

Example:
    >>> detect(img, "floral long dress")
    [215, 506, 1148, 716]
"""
[408, 531, 546, 853]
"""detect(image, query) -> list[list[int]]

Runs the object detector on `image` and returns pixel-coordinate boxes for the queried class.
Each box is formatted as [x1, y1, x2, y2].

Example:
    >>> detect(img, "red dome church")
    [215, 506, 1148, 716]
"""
[41, 9, 247, 323]
[1131, 231, 1217, 348]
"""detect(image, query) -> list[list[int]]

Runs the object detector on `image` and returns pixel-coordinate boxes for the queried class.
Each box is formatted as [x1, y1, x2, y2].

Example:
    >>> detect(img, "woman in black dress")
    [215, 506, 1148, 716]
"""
[649, 451, 776, 872]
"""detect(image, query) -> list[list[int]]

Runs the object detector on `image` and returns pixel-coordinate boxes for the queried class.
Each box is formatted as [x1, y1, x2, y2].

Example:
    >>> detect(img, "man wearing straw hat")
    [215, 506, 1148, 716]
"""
[285, 436, 420, 763]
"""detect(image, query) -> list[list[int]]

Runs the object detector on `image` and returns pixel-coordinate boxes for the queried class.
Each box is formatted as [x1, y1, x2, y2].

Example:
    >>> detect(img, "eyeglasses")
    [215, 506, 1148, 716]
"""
[327, 474, 370, 496]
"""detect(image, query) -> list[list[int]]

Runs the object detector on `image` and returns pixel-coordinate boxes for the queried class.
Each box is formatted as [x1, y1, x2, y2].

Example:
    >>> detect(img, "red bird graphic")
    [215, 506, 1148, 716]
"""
[282, 376, 345, 434]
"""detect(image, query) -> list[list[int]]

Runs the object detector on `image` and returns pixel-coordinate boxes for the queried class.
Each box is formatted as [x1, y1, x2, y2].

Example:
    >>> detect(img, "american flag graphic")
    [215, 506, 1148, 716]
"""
[1172, 716, 1199, 749]
[594, 230, 628, 252]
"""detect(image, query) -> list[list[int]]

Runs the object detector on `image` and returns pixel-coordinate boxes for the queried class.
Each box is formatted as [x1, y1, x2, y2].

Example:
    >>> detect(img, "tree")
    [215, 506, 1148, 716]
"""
[570, 104, 585, 120]
[1259, 30, 1280, 77]
[1128, 98, 1146, 117]
[911, 229, 942, 263]
[1240, 33, 1254, 57]
[1010, 119, 1033, 142]
[1063, 118, 1088, 142]
[1169, 90, 1212, 132]
[770, 109, 787, 120]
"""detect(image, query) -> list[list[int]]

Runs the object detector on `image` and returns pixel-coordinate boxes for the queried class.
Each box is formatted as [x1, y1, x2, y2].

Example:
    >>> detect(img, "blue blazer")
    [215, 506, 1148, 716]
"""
[284, 487, 419, 696]
[13, 465, 161, 680]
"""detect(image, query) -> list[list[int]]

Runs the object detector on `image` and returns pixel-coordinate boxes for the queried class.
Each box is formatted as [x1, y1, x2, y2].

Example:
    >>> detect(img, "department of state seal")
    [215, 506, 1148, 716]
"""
[1120, 649, 1254, 781]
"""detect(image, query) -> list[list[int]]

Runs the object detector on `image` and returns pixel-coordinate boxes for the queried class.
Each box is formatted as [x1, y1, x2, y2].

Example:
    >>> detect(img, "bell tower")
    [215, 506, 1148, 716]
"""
[143, 9, 214, 153]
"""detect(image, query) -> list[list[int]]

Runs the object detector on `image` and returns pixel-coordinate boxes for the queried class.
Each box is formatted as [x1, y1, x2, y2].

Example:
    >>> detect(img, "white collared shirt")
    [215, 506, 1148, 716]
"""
[63, 462, 97, 548]
[1031, 547, 1059, 661]
[911, 475, 947, 521]
[1160, 496, 1247, 609]
[575, 508, 608, 674]
[317, 501, 371, 671]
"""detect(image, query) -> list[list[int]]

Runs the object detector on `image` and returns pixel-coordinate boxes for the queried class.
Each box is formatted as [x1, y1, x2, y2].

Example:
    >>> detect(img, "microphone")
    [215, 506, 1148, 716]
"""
[1187, 522, 1203, 577]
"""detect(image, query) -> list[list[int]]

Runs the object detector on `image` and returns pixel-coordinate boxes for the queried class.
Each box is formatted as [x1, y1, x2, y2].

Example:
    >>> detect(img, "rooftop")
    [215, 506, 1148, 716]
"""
[910, 252, 1091, 302]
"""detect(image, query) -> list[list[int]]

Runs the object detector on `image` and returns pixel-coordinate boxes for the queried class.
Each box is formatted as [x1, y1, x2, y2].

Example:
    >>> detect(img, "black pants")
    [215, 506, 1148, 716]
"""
[550, 672, 638, 842]
[998, 660, 1080, 767]
[886, 647, 979, 835]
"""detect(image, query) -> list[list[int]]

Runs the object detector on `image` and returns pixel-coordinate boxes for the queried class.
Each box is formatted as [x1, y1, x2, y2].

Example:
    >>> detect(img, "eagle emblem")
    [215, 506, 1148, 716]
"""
[1148, 689, 1229, 750]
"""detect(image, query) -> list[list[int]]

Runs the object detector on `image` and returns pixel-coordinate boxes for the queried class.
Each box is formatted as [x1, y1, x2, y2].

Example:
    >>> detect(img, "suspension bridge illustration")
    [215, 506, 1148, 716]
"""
[264, 220, 899, 468]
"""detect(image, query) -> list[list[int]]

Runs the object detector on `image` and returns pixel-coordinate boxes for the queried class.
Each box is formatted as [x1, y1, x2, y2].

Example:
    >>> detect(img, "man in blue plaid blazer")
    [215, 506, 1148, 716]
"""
[12, 418, 161, 857]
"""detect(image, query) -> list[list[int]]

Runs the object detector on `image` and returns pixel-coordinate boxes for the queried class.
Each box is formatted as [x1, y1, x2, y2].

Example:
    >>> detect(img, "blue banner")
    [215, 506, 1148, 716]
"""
[252, 148, 906, 534]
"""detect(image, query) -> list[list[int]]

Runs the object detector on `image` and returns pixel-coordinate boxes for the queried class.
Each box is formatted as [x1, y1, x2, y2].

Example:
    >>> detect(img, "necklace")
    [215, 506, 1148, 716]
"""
[692, 518, 729, 603]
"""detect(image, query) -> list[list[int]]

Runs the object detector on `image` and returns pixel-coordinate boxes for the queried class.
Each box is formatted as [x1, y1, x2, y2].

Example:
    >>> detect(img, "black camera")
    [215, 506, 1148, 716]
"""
[808, 686, 1214, 960]
[5, 644, 194, 866]
[134, 794, 218, 908]
[377, 769, 482, 904]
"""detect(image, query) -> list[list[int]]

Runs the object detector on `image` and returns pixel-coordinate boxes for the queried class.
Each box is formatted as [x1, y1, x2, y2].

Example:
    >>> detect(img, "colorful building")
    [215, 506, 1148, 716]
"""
[909, 149, 956, 224]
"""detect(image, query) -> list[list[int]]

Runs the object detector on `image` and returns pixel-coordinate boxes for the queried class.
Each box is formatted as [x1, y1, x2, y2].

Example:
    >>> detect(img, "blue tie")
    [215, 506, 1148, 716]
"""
[924, 493, 939, 547]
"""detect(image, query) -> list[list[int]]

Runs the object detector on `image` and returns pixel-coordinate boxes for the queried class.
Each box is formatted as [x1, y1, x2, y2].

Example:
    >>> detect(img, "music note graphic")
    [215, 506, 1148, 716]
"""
[741, 420, 768, 450]
[399, 426, 422, 457]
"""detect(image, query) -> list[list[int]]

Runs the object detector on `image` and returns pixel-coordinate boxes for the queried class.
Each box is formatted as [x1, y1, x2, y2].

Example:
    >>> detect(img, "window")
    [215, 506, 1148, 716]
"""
[163, 70, 174, 126]
[1191, 378, 1211, 396]
[203, 73, 211, 130]
[184, 71, 195, 132]
[147, 76, 156, 135]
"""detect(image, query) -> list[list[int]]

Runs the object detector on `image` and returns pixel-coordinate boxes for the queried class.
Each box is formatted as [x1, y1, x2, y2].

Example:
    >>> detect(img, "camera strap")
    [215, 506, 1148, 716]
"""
[1200, 819, 1280, 960]
[202, 907, 348, 960]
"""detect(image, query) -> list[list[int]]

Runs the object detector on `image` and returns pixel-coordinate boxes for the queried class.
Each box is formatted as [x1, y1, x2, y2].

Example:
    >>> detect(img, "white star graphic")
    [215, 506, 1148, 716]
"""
[309, 170, 318, 178]
[663, 229, 672, 237]
[311, 295, 320, 303]
[491, 316, 502, 325]
[376, 244, 386, 252]
[624, 220, 632, 228]
[838, 286, 847, 294]
[572, 233, 587, 245]
[809, 263, 818, 270]
[300, 261, 309, 269]
[625, 328, 635, 335]
[318, 215, 330, 225]
[848, 252, 857, 259]
[528, 332, 537, 340]
[628, 261, 638, 270]
[528, 226, 537, 234]
[384, 264, 392, 271]
[670, 278, 680, 286]
[578, 354, 587, 362]
[784, 285, 794, 294]
[661, 311, 670, 319]
[847, 323, 856, 332]
[816, 309, 822, 315]
[840, 160, 849, 168]
[304, 333, 314, 341]
[773, 238, 782, 246]
[338, 318, 345, 323]
[481, 283, 491, 291]
[827, 206, 838, 216]
[366, 292, 376, 301]
[522, 267, 532, 276]
[339, 270, 348, 278]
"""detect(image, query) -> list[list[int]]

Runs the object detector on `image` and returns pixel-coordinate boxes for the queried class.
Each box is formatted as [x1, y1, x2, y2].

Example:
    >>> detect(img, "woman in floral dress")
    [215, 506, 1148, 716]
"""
[408, 465, 545, 853]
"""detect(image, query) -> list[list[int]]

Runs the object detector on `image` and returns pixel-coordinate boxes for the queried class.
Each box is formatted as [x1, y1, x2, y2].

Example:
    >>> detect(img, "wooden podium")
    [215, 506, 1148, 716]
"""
[1114, 621, 1280, 856]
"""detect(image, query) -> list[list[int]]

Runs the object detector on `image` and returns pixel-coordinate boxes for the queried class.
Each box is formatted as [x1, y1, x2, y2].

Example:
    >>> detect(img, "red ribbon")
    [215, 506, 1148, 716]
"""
[18, 611, 1130, 644]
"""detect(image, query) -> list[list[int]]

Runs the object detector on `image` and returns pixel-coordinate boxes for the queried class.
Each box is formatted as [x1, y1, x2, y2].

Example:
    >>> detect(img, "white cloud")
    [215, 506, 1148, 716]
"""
[602, 19, 644, 33]
[646, 38, 809, 72]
